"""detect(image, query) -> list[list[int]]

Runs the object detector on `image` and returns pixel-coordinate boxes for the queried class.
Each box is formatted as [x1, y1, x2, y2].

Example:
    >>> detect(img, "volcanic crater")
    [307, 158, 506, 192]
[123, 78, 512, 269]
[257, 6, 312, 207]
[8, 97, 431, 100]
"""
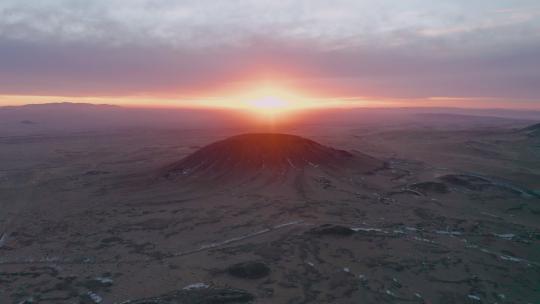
[164, 133, 383, 181]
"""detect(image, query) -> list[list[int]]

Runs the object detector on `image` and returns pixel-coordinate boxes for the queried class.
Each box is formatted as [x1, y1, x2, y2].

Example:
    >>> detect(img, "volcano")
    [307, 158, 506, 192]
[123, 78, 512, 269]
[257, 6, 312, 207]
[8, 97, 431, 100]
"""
[164, 133, 383, 181]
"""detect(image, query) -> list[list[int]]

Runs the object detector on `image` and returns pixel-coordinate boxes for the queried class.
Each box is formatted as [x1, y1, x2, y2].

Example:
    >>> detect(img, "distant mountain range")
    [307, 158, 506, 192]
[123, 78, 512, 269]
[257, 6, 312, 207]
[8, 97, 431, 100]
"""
[1, 102, 539, 137]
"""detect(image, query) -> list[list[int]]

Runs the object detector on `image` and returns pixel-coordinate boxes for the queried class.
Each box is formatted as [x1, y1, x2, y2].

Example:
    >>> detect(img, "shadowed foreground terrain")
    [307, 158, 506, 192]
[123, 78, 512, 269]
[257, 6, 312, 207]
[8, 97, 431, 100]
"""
[0, 106, 539, 303]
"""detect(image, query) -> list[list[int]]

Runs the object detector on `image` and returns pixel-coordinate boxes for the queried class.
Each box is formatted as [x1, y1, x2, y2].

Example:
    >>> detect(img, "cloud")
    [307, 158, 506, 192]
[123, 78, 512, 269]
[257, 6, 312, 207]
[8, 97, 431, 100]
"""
[0, 0, 539, 103]
[2, 0, 539, 47]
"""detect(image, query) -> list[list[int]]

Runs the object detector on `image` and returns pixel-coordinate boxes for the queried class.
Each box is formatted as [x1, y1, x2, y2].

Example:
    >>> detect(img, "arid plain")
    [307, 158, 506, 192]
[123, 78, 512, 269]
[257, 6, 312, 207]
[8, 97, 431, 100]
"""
[1, 104, 539, 303]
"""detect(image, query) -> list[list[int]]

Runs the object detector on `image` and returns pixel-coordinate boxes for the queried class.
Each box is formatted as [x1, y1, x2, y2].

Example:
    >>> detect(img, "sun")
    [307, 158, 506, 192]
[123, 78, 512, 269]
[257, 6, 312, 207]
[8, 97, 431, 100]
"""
[214, 83, 314, 121]
[245, 96, 290, 122]
[249, 96, 289, 111]
[236, 84, 299, 119]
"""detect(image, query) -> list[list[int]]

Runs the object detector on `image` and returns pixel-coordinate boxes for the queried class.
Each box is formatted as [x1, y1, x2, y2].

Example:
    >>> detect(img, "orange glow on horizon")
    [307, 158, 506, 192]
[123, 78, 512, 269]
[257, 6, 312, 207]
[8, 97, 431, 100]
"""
[0, 67, 538, 110]
[0, 87, 539, 111]
[218, 83, 316, 108]
[210, 83, 320, 122]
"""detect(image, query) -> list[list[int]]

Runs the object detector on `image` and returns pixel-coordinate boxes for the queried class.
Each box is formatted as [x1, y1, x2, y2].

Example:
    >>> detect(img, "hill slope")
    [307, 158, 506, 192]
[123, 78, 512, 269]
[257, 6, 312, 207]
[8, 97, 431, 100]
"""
[164, 133, 383, 182]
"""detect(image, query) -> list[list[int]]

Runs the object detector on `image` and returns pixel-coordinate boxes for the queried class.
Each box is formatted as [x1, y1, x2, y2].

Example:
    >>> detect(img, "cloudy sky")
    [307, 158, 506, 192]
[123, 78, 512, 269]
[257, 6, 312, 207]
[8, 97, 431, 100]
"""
[0, 0, 539, 108]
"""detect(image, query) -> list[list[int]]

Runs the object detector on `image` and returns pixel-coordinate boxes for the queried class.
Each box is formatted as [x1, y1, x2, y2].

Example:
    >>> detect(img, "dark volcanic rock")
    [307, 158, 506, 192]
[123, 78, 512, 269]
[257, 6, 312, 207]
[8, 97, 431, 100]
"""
[409, 181, 449, 194]
[439, 174, 492, 190]
[522, 122, 540, 130]
[519, 123, 540, 139]
[439, 174, 532, 196]
[123, 288, 254, 304]
[310, 224, 355, 236]
[227, 261, 270, 279]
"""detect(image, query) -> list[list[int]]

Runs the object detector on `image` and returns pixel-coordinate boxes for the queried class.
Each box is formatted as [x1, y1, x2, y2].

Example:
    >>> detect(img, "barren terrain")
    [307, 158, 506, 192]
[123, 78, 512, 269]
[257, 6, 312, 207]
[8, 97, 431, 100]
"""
[1, 106, 539, 303]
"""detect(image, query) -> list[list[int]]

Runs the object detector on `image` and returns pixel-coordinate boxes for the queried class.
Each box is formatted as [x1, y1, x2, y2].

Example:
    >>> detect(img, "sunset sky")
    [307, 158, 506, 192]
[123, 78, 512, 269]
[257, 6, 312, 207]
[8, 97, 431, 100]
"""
[1, 0, 539, 109]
